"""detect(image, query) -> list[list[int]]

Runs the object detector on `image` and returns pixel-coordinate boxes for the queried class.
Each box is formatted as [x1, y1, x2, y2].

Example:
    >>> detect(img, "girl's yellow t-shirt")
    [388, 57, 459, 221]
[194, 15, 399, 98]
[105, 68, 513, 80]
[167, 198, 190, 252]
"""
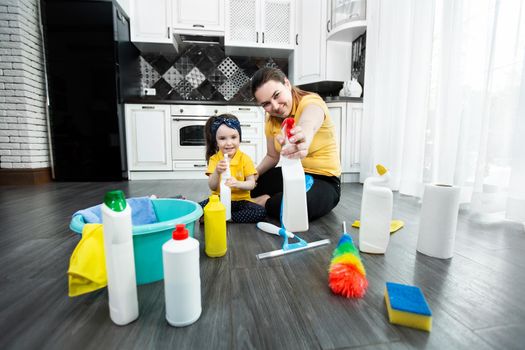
[265, 93, 342, 177]
[206, 150, 257, 201]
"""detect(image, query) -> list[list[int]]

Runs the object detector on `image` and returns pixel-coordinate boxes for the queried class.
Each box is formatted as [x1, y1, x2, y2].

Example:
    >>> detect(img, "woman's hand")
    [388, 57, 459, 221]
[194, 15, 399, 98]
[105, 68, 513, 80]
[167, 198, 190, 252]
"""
[215, 159, 228, 174]
[280, 125, 309, 159]
[280, 104, 324, 160]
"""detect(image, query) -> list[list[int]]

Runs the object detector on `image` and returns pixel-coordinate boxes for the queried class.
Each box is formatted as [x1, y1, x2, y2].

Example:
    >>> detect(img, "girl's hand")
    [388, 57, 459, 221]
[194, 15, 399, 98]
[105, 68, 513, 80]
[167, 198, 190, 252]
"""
[215, 159, 228, 174]
[225, 177, 239, 188]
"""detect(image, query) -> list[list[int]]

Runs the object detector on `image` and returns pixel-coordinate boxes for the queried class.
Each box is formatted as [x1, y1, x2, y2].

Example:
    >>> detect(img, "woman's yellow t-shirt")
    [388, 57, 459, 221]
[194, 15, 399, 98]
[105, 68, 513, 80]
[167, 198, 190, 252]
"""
[264, 93, 342, 177]
[206, 150, 257, 201]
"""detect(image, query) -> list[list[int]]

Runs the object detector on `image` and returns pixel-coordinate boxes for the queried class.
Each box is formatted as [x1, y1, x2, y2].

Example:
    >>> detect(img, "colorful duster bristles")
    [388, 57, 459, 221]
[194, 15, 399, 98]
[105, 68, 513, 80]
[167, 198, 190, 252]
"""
[329, 230, 368, 298]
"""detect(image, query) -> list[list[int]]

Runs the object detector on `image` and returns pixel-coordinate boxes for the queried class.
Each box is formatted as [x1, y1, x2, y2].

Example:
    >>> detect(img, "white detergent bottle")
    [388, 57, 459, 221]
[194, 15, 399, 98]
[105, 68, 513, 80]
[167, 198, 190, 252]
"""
[220, 153, 232, 221]
[163, 224, 201, 327]
[101, 190, 139, 325]
[359, 164, 393, 254]
[281, 118, 308, 232]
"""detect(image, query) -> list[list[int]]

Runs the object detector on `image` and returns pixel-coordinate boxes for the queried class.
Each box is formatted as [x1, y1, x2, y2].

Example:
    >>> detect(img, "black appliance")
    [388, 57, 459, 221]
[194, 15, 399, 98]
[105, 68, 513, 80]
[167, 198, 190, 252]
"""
[42, 0, 140, 180]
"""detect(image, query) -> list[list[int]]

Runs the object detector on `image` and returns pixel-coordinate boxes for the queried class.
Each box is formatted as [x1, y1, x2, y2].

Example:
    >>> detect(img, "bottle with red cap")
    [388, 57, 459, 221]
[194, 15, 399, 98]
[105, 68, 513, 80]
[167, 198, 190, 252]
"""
[162, 224, 201, 327]
[280, 118, 309, 232]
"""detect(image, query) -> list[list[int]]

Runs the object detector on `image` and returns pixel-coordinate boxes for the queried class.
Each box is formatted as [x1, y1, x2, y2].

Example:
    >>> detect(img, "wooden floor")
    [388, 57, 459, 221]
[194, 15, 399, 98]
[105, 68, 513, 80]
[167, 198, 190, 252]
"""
[1, 180, 524, 349]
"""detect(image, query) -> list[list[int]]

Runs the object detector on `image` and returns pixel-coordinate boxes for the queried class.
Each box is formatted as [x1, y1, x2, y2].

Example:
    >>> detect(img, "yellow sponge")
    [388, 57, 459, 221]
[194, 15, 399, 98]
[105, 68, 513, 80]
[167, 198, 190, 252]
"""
[384, 282, 432, 332]
[352, 220, 404, 233]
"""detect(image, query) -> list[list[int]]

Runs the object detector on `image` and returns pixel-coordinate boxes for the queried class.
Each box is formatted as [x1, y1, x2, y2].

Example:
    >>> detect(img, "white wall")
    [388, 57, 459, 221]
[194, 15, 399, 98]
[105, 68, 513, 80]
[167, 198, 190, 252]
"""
[0, 0, 50, 170]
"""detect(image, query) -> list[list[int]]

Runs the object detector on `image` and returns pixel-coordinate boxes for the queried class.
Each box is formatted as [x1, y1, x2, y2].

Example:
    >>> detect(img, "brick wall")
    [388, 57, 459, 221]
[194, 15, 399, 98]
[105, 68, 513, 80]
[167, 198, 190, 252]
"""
[0, 0, 49, 170]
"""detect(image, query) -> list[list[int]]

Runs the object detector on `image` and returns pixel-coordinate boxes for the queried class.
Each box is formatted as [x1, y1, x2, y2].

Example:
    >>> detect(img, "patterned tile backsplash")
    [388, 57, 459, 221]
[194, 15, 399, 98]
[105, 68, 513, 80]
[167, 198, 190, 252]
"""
[139, 44, 288, 102]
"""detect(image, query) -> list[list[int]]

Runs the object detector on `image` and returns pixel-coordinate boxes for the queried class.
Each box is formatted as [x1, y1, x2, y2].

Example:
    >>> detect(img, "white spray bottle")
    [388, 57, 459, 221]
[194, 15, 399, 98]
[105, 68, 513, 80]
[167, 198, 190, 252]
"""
[220, 153, 231, 221]
[280, 118, 308, 232]
[101, 190, 139, 325]
[358, 164, 393, 254]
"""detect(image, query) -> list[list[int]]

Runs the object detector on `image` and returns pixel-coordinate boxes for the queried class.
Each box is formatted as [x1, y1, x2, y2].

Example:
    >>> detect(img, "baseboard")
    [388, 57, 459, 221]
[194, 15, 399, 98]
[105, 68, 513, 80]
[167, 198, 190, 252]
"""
[341, 172, 360, 183]
[0, 167, 52, 185]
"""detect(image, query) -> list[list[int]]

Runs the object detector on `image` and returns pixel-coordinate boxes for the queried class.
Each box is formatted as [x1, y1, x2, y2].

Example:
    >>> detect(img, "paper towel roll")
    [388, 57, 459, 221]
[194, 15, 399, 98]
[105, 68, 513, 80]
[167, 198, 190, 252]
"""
[417, 184, 461, 259]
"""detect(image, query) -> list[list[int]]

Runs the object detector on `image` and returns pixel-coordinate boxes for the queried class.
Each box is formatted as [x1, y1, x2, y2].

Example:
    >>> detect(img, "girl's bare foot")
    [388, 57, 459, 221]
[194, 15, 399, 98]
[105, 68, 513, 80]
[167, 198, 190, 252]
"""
[253, 194, 270, 207]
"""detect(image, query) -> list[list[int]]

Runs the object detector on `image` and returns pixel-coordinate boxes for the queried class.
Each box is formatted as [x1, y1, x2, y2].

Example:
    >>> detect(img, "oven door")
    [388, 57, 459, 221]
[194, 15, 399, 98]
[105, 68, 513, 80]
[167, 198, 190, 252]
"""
[171, 117, 206, 160]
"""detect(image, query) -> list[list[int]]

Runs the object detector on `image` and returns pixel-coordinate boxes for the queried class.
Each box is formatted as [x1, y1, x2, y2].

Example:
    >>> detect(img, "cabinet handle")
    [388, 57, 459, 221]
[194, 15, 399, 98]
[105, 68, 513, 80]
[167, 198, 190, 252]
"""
[167, 27, 170, 39]
[241, 140, 252, 144]
[262, 32, 265, 43]
[327, 20, 331, 33]
[256, 32, 258, 43]
[193, 164, 206, 168]
[296, 34, 299, 45]
[180, 108, 184, 113]
[142, 106, 155, 109]
[238, 107, 251, 111]
[193, 24, 205, 28]
[241, 124, 251, 127]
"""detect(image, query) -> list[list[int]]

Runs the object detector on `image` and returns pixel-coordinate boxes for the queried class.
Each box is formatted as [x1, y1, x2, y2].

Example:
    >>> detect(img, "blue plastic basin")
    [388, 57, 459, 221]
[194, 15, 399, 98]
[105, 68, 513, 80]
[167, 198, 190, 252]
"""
[70, 198, 202, 285]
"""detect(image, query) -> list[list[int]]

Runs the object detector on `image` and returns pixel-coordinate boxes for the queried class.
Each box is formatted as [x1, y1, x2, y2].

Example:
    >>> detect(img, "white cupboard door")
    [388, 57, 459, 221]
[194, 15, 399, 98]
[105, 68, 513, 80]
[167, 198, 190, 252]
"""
[260, 0, 294, 48]
[226, 106, 264, 123]
[125, 105, 172, 171]
[328, 102, 345, 166]
[173, 0, 224, 33]
[345, 103, 363, 172]
[293, 0, 326, 85]
[225, 0, 258, 45]
[240, 140, 263, 166]
[130, 0, 172, 43]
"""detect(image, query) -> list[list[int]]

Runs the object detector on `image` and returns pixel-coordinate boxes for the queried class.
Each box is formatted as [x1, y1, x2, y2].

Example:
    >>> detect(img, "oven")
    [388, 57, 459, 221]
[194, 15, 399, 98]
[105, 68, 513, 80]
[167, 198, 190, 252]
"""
[171, 105, 227, 166]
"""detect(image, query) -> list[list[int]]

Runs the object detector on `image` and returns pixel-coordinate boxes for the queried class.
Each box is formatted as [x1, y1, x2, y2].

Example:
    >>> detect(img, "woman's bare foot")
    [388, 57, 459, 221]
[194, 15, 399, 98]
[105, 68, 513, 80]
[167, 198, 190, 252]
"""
[253, 194, 270, 207]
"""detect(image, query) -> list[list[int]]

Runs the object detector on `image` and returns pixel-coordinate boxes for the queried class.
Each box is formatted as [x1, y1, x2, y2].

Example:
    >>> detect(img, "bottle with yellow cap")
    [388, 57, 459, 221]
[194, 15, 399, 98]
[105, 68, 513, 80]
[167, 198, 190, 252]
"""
[359, 164, 393, 254]
[203, 195, 227, 257]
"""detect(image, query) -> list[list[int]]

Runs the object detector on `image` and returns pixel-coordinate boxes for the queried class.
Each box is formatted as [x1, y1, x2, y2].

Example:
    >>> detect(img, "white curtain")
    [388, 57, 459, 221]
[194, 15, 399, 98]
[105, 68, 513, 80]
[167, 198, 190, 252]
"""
[362, 0, 525, 222]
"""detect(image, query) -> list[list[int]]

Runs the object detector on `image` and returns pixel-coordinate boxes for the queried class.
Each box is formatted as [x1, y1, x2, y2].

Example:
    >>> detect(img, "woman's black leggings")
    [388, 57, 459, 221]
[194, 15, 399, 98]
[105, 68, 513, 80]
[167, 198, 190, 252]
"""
[251, 167, 341, 221]
[199, 198, 266, 223]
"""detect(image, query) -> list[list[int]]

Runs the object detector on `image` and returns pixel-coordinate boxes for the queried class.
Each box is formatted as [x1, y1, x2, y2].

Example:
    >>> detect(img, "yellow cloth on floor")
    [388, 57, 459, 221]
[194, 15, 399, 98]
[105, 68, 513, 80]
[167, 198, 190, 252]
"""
[351, 220, 405, 233]
[68, 224, 107, 297]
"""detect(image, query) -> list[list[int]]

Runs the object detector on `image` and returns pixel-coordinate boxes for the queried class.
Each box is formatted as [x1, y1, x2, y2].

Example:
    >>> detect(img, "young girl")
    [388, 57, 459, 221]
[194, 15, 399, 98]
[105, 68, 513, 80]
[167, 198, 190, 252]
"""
[199, 114, 266, 223]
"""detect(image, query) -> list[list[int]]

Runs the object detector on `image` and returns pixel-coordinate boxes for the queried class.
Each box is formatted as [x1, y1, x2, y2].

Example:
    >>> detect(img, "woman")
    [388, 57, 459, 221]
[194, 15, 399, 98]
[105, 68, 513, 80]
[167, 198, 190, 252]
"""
[250, 67, 341, 221]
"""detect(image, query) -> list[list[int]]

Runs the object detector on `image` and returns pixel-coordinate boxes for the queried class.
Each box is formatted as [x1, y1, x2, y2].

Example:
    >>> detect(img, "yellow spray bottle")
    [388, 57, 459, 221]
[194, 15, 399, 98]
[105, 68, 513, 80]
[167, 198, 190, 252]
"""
[204, 195, 227, 257]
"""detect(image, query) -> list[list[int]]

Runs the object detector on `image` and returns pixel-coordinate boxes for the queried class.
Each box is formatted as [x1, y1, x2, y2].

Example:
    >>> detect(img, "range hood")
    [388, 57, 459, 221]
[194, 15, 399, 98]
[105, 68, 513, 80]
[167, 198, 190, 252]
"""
[173, 33, 224, 51]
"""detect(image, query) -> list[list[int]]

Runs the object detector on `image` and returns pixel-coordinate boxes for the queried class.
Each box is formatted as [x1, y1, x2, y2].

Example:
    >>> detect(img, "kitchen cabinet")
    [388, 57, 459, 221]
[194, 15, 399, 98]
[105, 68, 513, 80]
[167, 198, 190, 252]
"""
[225, 0, 295, 56]
[328, 101, 363, 182]
[130, 0, 172, 44]
[290, 0, 352, 85]
[125, 104, 265, 180]
[226, 105, 266, 165]
[331, 0, 366, 28]
[327, 0, 367, 42]
[172, 0, 224, 34]
[125, 104, 173, 172]
[130, 0, 224, 47]
[291, 0, 327, 85]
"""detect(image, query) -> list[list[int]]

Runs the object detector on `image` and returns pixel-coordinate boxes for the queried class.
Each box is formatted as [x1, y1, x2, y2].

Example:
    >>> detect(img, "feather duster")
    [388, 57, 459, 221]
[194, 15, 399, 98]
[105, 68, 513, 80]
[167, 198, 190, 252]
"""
[328, 223, 368, 298]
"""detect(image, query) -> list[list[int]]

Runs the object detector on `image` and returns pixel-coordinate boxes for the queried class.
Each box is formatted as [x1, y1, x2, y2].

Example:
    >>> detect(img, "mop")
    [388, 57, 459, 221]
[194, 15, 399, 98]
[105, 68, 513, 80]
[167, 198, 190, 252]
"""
[256, 173, 330, 259]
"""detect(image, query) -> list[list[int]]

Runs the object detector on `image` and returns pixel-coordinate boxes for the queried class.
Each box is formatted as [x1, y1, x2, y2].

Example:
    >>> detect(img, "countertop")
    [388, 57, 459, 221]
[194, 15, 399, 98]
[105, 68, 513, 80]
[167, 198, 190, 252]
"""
[324, 96, 363, 103]
[124, 96, 363, 106]
[124, 98, 259, 106]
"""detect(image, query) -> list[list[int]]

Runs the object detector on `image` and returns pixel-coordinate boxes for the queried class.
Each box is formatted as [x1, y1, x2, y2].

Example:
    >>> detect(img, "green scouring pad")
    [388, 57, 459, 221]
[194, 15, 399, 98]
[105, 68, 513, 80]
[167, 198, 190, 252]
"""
[384, 282, 432, 332]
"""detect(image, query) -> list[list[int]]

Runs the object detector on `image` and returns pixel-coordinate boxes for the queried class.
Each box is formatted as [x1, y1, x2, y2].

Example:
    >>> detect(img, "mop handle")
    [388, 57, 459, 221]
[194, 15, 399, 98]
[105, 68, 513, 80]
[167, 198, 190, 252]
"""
[256, 222, 295, 238]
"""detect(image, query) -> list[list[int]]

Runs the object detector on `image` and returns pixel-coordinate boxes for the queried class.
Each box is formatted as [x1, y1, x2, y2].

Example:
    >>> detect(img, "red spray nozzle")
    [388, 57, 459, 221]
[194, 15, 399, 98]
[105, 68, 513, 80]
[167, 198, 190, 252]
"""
[172, 224, 189, 240]
[281, 118, 295, 140]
